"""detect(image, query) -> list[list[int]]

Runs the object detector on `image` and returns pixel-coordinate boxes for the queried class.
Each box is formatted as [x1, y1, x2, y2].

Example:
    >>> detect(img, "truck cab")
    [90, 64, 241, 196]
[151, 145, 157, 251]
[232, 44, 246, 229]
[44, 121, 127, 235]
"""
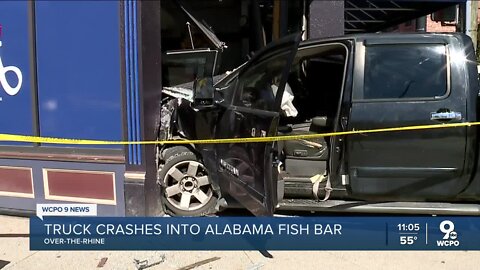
[158, 32, 480, 216]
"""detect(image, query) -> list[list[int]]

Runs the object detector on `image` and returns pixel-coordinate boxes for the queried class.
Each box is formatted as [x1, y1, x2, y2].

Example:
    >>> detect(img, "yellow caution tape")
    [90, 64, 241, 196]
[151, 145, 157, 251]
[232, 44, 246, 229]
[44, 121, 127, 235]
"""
[0, 122, 479, 145]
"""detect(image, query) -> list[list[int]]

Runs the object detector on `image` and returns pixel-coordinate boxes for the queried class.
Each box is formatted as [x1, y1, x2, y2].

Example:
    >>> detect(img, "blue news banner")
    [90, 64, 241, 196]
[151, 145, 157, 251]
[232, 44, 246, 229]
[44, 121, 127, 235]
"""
[30, 217, 480, 250]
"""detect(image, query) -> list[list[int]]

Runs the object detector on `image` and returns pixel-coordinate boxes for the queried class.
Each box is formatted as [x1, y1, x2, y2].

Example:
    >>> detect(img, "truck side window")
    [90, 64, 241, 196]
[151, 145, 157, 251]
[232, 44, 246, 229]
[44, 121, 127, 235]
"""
[234, 52, 289, 111]
[364, 44, 447, 99]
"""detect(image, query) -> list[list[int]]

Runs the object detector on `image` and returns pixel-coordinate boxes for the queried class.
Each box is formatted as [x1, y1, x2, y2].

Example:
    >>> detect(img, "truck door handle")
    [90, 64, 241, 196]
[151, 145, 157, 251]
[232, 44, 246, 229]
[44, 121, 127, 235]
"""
[234, 111, 245, 121]
[341, 116, 348, 129]
[430, 109, 462, 122]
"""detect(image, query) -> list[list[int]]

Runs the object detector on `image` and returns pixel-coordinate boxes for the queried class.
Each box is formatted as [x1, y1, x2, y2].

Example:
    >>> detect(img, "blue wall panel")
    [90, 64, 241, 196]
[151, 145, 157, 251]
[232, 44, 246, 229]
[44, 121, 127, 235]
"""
[0, 2, 33, 143]
[124, 1, 142, 164]
[35, 2, 122, 147]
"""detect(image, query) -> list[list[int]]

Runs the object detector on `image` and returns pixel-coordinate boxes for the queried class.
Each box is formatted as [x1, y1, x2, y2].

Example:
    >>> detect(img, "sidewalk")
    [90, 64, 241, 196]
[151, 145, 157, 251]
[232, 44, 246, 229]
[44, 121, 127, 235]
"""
[1, 215, 478, 270]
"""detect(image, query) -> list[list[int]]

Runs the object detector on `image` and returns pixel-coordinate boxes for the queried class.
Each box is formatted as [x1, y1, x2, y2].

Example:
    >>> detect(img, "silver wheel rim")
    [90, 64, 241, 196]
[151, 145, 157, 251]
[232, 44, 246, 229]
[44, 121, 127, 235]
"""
[164, 160, 213, 211]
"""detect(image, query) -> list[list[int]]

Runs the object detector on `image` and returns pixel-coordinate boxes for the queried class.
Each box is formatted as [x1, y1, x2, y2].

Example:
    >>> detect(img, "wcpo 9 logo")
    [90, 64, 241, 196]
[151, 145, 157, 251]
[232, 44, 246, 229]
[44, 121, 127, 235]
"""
[0, 24, 23, 97]
[437, 220, 460, 247]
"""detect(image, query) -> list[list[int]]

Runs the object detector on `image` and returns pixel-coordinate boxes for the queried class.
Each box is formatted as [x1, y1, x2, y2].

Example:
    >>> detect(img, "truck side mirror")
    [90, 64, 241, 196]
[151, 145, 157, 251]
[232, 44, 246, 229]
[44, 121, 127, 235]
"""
[193, 76, 215, 108]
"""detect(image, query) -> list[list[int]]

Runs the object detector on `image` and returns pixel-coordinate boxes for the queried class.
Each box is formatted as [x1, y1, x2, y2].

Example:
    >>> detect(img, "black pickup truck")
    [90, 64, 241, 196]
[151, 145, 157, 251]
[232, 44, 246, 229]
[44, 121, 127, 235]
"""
[157, 32, 480, 217]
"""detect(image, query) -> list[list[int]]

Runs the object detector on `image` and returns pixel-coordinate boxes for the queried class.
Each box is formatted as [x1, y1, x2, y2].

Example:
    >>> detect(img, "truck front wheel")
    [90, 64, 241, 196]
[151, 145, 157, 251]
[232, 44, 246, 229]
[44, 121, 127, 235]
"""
[158, 146, 217, 216]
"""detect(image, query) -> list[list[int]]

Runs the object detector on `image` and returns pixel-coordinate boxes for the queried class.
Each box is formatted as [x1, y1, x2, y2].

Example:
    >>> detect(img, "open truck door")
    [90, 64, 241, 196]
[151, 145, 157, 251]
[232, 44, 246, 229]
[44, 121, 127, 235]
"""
[214, 34, 301, 216]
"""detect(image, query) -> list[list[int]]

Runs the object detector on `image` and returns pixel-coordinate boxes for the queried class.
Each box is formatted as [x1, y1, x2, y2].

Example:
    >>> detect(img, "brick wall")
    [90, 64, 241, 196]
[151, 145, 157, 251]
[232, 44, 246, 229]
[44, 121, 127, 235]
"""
[393, 6, 480, 33]
[392, 17, 456, 33]
[426, 17, 456, 32]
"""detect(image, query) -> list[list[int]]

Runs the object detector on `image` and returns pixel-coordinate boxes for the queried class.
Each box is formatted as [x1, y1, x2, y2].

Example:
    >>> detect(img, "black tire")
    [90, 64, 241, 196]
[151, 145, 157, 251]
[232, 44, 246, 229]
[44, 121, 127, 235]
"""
[158, 146, 217, 216]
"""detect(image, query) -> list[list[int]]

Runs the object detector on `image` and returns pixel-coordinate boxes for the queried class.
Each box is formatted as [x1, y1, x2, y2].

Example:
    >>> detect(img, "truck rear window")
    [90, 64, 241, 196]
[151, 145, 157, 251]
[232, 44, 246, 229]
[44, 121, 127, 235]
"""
[364, 44, 448, 100]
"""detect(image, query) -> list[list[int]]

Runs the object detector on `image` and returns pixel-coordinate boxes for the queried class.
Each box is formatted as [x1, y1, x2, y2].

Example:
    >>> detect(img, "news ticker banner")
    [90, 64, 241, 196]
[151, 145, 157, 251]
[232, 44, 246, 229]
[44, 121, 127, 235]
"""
[30, 215, 480, 250]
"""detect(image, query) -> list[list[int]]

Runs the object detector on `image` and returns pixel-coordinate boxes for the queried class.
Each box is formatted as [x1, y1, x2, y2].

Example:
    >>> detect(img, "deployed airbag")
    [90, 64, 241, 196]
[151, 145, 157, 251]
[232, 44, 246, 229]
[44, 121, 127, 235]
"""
[272, 83, 298, 117]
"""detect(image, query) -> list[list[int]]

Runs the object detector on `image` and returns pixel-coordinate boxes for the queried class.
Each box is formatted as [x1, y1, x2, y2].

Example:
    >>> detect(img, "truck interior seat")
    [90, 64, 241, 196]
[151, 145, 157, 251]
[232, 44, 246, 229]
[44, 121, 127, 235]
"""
[279, 117, 330, 177]
[282, 116, 330, 160]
